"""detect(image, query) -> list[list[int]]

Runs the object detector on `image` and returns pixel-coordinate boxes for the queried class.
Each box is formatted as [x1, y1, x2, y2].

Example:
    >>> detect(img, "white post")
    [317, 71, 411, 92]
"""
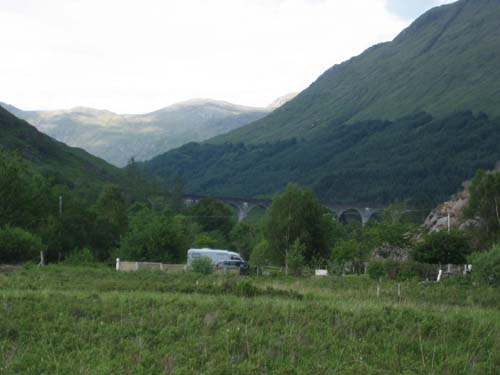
[447, 213, 451, 233]
[437, 269, 442, 282]
[116, 258, 120, 271]
[38, 251, 45, 267]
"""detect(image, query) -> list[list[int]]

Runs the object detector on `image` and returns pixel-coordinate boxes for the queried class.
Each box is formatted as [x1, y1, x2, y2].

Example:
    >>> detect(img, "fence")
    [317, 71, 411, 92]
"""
[115, 259, 186, 272]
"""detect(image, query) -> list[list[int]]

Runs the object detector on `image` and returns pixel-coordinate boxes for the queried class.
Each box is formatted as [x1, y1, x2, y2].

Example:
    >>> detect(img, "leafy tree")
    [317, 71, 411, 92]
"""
[0, 226, 45, 263]
[413, 230, 471, 265]
[263, 184, 333, 271]
[466, 170, 500, 246]
[118, 208, 190, 263]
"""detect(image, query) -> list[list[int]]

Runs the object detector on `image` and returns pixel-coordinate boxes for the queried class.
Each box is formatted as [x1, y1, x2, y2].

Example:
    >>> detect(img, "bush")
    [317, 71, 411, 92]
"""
[250, 240, 272, 268]
[469, 245, 500, 286]
[0, 226, 45, 263]
[191, 256, 213, 275]
[413, 230, 471, 265]
[64, 248, 98, 265]
[368, 261, 385, 280]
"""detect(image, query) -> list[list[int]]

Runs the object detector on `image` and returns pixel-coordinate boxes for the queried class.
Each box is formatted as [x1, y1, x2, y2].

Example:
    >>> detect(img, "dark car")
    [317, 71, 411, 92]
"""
[215, 260, 251, 275]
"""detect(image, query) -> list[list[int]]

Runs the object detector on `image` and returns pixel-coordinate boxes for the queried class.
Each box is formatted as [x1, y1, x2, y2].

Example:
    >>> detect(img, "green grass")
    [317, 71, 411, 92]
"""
[1, 266, 499, 374]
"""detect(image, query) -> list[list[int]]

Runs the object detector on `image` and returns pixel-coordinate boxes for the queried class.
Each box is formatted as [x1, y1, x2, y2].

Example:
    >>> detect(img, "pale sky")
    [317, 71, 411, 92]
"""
[0, 0, 454, 114]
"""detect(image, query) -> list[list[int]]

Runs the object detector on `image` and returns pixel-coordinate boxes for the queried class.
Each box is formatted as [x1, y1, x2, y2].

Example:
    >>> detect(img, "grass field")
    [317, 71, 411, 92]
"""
[0, 266, 499, 374]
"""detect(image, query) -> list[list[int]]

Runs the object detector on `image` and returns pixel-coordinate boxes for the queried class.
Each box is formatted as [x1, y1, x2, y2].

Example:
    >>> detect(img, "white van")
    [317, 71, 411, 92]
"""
[187, 248, 244, 266]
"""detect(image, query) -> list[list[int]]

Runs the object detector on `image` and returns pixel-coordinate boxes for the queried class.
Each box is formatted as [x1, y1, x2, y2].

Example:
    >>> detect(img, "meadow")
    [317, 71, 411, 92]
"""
[0, 265, 499, 374]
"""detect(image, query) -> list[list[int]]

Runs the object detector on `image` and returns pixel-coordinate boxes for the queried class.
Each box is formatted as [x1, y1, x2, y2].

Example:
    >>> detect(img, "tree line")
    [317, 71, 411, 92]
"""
[1, 149, 499, 285]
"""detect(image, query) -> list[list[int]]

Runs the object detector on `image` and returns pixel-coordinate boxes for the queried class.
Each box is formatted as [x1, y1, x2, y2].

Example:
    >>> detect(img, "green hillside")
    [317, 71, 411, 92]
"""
[144, 0, 500, 204]
[215, 0, 500, 144]
[0, 106, 124, 190]
[144, 112, 500, 204]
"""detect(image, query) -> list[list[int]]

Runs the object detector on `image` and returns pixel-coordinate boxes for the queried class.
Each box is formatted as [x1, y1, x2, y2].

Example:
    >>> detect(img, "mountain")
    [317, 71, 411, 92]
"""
[267, 93, 298, 109]
[214, 0, 500, 144]
[0, 106, 124, 190]
[0, 99, 272, 167]
[143, 0, 500, 205]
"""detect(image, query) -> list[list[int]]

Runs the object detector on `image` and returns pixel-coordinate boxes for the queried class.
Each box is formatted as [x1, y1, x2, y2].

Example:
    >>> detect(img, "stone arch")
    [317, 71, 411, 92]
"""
[367, 210, 383, 224]
[243, 203, 269, 221]
[337, 209, 363, 225]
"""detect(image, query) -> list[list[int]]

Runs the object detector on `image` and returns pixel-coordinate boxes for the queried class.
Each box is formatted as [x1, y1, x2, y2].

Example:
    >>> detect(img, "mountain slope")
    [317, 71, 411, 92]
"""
[144, 111, 500, 204]
[144, 0, 500, 205]
[1, 100, 271, 167]
[0, 106, 124, 189]
[215, 0, 500, 144]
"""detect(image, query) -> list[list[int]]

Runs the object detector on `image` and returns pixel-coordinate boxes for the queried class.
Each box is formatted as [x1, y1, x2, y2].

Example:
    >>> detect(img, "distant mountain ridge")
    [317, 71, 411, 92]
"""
[0, 96, 295, 167]
[143, 0, 500, 205]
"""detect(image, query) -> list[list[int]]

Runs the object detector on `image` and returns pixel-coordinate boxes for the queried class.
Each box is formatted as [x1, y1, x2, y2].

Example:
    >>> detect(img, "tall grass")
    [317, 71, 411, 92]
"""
[0, 265, 498, 374]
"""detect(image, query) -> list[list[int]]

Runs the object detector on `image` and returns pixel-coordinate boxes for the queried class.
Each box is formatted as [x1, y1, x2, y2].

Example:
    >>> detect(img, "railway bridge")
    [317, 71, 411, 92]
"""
[183, 194, 384, 225]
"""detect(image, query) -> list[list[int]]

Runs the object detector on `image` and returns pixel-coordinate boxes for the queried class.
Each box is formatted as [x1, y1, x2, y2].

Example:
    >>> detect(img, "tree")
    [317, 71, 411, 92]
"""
[118, 208, 191, 263]
[263, 183, 333, 273]
[413, 230, 471, 265]
[466, 170, 500, 246]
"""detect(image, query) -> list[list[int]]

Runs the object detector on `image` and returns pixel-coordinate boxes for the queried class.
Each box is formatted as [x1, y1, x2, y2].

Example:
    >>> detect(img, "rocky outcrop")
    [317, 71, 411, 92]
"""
[424, 181, 480, 233]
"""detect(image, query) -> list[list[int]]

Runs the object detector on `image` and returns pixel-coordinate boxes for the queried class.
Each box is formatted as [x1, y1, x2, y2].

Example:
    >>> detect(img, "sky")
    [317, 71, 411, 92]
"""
[0, 0, 454, 114]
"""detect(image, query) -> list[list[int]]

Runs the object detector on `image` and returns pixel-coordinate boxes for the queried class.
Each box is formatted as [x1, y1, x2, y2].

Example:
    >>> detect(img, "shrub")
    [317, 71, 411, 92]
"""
[368, 261, 385, 280]
[65, 248, 98, 266]
[0, 226, 45, 263]
[191, 256, 213, 275]
[413, 230, 471, 265]
[469, 245, 500, 286]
